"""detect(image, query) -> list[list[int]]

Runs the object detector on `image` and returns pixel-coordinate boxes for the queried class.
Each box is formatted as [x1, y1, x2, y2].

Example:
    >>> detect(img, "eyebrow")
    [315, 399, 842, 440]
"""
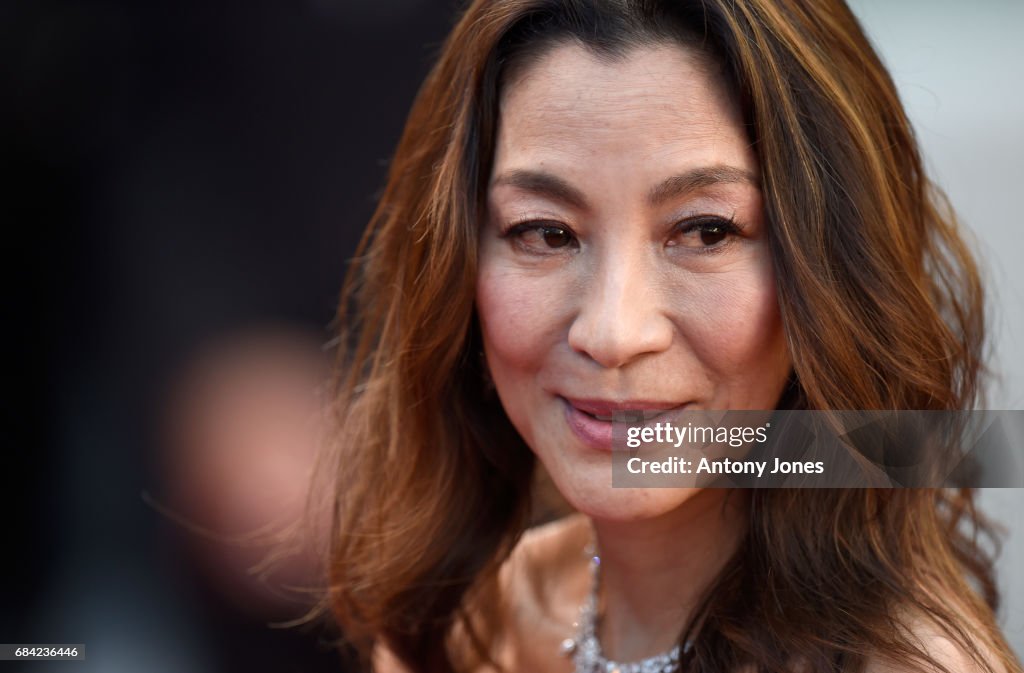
[490, 165, 758, 209]
[490, 169, 588, 209]
[646, 165, 758, 206]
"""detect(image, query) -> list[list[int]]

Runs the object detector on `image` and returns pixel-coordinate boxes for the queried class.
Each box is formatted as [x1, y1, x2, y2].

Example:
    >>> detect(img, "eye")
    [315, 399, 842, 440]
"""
[669, 215, 739, 251]
[539, 225, 574, 248]
[502, 221, 579, 253]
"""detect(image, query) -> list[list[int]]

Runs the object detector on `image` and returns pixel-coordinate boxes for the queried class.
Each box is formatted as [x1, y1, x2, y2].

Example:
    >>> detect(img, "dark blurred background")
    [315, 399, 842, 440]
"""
[4, 1, 458, 671]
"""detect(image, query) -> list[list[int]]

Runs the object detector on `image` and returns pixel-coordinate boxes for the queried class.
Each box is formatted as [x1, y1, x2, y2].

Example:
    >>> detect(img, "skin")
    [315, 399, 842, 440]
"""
[475, 41, 793, 664]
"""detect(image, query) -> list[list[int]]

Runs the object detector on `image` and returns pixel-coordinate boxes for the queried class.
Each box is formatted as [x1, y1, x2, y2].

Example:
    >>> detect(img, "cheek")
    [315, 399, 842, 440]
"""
[475, 263, 569, 383]
[679, 257, 789, 392]
[476, 262, 573, 447]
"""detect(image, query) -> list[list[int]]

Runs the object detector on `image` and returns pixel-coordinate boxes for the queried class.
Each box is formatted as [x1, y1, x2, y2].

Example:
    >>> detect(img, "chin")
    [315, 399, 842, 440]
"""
[554, 472, 702, 523]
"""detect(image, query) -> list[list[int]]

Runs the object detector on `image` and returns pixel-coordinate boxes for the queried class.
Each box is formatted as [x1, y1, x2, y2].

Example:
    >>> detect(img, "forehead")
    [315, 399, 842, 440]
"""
[491, 41, 756, 188]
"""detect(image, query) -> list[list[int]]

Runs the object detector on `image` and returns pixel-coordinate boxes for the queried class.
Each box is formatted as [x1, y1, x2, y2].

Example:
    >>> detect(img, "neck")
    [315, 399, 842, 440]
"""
[590, 489, 748, 662]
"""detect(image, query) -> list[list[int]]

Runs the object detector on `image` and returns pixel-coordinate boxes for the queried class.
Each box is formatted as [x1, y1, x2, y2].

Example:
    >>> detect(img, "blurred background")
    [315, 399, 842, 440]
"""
[4, 0, 1022, 670]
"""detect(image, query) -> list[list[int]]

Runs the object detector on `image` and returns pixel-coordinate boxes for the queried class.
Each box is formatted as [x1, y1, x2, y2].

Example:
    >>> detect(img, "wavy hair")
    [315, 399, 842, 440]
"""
[321, 1, 1019, 671]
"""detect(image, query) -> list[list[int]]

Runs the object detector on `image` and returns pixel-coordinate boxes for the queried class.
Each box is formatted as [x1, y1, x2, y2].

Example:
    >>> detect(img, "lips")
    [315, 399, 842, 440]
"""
[559, 396, 686, 450]
[564, 397, 684, 417]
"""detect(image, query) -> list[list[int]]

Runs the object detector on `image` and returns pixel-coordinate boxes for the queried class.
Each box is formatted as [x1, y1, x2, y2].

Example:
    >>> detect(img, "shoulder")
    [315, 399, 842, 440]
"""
[503, 513, 592, 592]
[373, 514, 592, 673]
[862, 610, 1012, 673]
[489, 513, 592, 672]
[372, 644, 409, 673]
[500, 513, 593, 630]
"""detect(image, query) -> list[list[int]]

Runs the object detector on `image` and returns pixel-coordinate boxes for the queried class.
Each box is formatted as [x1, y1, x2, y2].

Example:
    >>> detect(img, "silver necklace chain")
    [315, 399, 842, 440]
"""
[560, 548, 690, 673]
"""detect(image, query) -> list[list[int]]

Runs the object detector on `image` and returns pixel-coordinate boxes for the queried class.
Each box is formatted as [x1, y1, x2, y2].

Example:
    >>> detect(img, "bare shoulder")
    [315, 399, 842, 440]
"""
[502, 513, 593, 624]
[372, 643, 409, 673]
[505, 513, 592, 581]
[370, 516, 593, 667]
[372, 516, 592, 673]
[863, 610, 1015, 673]
[490, 513, 591, 672]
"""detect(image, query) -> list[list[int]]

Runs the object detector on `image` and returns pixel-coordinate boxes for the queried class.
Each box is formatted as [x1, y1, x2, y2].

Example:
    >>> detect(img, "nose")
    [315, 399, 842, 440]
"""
[567, 248, 674, 369]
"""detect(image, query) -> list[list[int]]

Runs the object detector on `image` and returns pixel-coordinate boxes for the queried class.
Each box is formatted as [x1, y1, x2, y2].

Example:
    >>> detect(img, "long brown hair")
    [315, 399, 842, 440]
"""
[322, 1, 1019, 671]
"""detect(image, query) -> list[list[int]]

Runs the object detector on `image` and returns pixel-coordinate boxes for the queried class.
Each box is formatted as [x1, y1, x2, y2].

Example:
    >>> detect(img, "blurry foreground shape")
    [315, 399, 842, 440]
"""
[160, 328, 330, 619]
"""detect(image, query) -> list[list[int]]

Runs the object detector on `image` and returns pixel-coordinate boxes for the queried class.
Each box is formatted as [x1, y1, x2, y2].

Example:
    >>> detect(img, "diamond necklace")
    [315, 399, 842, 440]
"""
[560, 547, 691, 673]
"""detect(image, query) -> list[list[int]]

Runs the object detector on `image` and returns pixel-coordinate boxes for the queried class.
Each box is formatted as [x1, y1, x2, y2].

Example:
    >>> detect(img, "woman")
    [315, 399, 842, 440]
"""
[321, 0, 1021, 671]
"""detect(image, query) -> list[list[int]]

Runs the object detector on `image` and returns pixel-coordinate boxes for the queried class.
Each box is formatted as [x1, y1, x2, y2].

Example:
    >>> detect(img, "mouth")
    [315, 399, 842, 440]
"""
[561, 396, 687, 420]
[558, 395, 689, 450]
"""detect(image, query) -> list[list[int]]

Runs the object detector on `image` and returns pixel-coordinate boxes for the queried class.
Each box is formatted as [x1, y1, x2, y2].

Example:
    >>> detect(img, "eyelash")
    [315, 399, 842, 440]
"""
[672, 214, 741, 254]
[499, 220, 580, 254]
[499, 215, 741, 255]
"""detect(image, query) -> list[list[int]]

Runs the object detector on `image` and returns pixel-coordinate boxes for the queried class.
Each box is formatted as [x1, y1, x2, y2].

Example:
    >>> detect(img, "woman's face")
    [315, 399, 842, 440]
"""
[476, 41, 791, 521]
